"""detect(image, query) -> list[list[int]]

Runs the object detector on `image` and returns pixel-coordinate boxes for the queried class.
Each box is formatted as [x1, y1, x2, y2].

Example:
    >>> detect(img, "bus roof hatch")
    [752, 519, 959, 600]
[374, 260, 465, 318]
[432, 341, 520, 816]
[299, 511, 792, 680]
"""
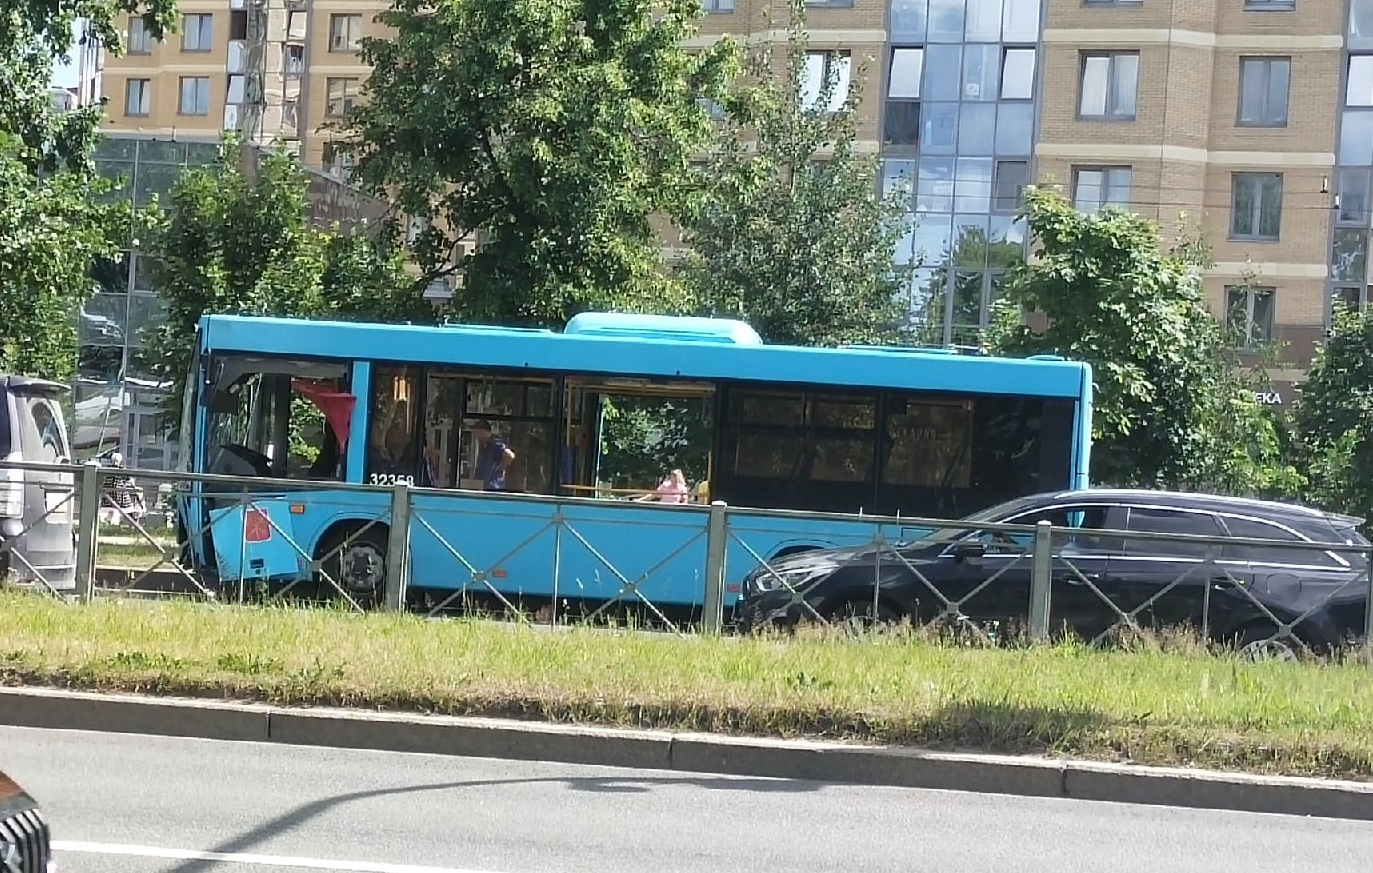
[563, 312, 764, 346]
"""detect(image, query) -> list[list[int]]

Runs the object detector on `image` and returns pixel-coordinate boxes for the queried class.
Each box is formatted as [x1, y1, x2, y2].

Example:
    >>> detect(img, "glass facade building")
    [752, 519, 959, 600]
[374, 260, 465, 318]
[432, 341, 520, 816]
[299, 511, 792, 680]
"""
[1333, 0, 1373, 313]
[78, 135, 385, 468]
[881, 0, 1042, 345]
[77, 136, 220, 468]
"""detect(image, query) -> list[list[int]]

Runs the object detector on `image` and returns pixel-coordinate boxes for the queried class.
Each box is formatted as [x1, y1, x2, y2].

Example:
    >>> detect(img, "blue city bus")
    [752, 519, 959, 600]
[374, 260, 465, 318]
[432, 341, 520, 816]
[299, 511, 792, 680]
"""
[173, 311, 1093, 619]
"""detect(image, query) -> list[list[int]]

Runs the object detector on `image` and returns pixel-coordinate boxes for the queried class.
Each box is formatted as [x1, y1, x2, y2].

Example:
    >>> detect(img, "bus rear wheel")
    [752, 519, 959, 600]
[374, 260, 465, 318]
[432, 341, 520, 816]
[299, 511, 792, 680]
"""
[320, 526, 387, 610]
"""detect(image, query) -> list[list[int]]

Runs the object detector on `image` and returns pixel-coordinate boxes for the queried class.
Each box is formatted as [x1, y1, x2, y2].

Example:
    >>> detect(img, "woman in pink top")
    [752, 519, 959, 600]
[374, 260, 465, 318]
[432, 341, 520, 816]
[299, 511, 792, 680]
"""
[654, 469, 690, 503]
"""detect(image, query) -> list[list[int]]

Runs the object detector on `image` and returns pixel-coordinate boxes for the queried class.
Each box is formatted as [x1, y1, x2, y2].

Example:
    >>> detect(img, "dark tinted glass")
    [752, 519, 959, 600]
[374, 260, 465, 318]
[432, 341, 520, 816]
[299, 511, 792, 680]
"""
[973, 504, 1118, 556]
[717, 388, 879, 513]
[0, 385, 10, 456]
[876, 394, 1075, 518]
[1222, 515, 1340, 567]
[714, 387, 1078, 517]
[1123, 507, 1224, 559]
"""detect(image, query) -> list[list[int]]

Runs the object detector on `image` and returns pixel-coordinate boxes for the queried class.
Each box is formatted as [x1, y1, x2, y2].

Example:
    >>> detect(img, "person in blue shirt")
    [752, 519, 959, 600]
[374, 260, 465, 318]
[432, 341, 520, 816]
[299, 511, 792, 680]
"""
[470, 419, 515, 491]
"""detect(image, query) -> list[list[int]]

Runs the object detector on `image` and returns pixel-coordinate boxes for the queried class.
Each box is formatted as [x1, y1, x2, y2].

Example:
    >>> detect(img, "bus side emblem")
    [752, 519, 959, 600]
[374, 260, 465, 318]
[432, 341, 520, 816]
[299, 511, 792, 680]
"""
[244, 508, 273, 543]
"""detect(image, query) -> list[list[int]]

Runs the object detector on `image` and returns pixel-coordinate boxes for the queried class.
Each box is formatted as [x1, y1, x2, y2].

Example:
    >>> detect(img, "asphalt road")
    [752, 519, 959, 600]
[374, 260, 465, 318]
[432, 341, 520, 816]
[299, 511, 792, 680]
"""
[5, 725, 1373, 873]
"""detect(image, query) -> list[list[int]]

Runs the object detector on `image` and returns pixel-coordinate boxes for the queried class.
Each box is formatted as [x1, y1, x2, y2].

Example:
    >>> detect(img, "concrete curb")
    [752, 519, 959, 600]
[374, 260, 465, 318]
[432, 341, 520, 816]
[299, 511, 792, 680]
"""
[4, 685, 1372, 820]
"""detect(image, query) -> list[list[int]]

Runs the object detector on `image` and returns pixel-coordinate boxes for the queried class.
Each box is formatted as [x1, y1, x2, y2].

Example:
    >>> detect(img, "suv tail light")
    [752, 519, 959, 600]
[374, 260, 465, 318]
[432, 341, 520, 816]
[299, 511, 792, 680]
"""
[0, 449, 22, 519]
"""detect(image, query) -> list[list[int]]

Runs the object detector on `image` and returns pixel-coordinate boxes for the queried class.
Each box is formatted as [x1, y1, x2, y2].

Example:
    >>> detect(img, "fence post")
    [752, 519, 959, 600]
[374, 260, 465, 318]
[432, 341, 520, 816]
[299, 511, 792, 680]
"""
[73, 461, 101, 603]
[702, 500, 728, 635]
[1363, 547, 1373, 660]
[1028, 520, 1053, 644]
[384, 481, 411, 612]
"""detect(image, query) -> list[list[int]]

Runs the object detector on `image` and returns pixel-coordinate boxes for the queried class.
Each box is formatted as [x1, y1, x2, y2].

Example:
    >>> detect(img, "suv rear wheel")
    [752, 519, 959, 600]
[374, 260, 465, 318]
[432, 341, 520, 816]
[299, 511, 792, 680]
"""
[1235, 625, 1301, 662]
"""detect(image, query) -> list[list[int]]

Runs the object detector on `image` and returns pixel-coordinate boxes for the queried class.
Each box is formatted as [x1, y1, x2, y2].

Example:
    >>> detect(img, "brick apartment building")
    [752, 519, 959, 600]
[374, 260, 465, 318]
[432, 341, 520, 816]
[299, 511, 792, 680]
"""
[93, 0, 1372, 426]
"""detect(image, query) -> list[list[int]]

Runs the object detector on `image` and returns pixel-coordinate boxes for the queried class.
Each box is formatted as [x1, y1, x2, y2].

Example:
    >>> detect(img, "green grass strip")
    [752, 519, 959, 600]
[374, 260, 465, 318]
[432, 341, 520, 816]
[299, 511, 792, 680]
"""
[2, 591, 1371, 780]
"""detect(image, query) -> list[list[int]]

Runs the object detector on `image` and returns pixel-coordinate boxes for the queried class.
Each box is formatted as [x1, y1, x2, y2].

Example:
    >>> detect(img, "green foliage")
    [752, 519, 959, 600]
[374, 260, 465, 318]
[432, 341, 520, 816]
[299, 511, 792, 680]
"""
[1, 0, 176, 174]
[0, 1, 172, 381]
[350, 0, 736, 328]
[985, 187, 1298, 494]
[677, 0, 912, 346]
[1293, 303, 1373, 522]
[144, 137, 433, 432]
[597, 395, 712, 487]
[0, 132, 130, 380]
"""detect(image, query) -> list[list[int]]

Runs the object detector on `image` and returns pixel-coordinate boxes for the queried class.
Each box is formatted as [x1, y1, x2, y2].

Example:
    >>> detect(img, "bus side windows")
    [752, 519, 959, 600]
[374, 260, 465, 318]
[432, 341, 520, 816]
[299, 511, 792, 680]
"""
[367, 366, 429, 486]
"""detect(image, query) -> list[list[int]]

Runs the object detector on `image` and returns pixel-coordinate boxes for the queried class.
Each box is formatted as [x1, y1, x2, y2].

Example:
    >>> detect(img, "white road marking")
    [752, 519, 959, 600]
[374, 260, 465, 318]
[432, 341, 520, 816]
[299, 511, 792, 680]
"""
[52, 841, 513, 873]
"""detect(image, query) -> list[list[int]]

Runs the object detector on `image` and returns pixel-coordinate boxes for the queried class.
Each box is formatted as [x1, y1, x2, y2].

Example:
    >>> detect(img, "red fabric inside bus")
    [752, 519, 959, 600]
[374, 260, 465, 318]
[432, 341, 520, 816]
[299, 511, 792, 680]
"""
[292, 380, 357, 448]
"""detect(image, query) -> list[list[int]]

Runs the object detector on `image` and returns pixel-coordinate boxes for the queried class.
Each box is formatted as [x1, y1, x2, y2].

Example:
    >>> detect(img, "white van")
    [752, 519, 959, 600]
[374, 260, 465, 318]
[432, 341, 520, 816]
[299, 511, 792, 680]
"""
[0, 376, 76, 589]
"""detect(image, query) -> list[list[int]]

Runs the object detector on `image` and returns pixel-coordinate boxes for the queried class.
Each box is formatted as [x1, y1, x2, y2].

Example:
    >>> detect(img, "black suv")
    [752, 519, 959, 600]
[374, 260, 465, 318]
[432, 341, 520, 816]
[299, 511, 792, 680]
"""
[0, 769, 53, 873]
[736, 489, 1371, 656]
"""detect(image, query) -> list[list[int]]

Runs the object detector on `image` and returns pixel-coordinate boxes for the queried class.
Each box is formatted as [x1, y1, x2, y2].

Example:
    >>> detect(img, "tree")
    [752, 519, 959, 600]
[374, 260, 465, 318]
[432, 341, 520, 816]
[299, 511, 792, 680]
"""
[985, 187, 1298, 494]
[349, 0, 737, 328]
[1292, 303, 1373, 521]
[0, 0, 173, 381]
[144, 139, 433, 431]
[676, 0, 912, 346]
[1, 0, 176, 173]
[0, 132, 131, 380]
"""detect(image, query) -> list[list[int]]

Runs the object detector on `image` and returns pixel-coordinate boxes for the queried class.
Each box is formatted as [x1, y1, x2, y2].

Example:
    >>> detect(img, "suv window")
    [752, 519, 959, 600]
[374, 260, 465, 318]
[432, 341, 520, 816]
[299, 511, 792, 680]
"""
[0, 386, 11, 457]
[18, 395, 69, 463]
[1123, 506, 1224, 560]
[972, 504, 1118, 555]
[1221, 515, 1339, 567]
[1289, 517, 1366, 568]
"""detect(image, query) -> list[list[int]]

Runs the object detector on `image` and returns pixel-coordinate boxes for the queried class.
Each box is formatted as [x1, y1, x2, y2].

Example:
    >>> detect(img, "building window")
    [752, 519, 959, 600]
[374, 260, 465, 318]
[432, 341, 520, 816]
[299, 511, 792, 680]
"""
[1231, 173, 1283, 240]
[1347, 55, 1373, 106]
[801, 50, 852, 113]
[1333, 285, 1369, 313]
[1083, 0, 1144, 4]
[1244, 0, 1295, 8]
[326, 77, 360, 117]
[1332, 227, 1368, 284]
[1355, 0, 1373, 46]
[324, 143, 357, 179]
[992, 160, 1029, 212]
[284, 44, 304, 76]
[1000, 48, 1036, 101]
[178, 76, 210, 115]
[1336, 167, 1370, 225]
[124, 78, 151, 116]
[182, 13, 213, 52]
[1238, 57, 1290, 126]
[128, 16, 152, 54]
[1078, 51, 1138, 120]
[884, 47, 922, 149]
[1071, 166, 1132, 213]
[329, 14, 363, 51]
[1226, 286, 1275, 348]
[701, 0, 735, 9]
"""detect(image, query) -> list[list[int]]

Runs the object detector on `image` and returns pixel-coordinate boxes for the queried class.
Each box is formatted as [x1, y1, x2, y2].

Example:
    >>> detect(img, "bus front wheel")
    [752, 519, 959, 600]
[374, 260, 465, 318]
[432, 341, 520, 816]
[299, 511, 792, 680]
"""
[320, 526, 387, 610]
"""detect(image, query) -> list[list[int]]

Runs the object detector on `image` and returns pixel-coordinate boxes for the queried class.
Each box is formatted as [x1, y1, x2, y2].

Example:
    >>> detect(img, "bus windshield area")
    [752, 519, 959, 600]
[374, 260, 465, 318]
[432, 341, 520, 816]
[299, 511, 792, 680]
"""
[201, 356, 353, 481]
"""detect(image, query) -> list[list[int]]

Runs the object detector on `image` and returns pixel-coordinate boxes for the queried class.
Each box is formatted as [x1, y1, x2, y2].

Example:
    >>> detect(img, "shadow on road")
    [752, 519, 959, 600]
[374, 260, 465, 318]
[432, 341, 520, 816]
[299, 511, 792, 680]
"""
[161, 772, 822, 873]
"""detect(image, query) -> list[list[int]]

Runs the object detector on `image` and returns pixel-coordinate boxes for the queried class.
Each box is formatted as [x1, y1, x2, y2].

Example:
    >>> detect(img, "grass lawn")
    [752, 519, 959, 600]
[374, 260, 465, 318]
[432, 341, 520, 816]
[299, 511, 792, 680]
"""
[2, 590, 1371, 780]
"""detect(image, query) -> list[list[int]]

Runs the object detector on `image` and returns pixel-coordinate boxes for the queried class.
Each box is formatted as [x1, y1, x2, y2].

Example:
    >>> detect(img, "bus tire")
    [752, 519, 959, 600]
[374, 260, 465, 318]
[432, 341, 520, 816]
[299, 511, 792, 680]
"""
[318, 524, 388, 610]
